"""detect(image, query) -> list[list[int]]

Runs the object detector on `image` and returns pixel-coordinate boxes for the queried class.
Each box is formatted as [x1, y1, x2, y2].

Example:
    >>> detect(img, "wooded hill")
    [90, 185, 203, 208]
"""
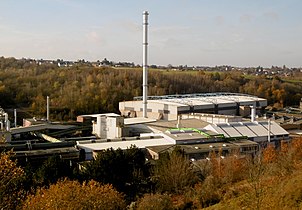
[0, 57, 302, 120]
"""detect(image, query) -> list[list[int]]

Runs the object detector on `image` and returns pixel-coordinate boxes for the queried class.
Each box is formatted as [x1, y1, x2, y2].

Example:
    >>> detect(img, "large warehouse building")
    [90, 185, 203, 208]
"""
[119, 92, 267, 120]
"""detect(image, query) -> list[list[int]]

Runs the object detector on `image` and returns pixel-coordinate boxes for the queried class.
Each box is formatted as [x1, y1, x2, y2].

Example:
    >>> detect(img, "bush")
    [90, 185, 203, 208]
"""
[136, 193, 174, 210]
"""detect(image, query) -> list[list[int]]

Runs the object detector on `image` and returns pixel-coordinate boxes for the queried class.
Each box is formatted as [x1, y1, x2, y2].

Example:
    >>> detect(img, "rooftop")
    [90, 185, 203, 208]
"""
[145, 118, 209, 133]
[76, 137, 174, 152]
[205, 121, 289, 138]
[147, 139, 257, 155]
[124, 117, 157, 125]
[133, 92, 267, 107]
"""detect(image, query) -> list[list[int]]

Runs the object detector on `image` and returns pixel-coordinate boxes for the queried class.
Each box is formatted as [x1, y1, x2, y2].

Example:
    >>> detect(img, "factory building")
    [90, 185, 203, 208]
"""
[119, 92, 267, 120]
[1, 142, 80, 164]
[0, 106, 82, 165]
[145, 127, 259, 160]
[76, 135, 174, 160]
[146, 140, 259, 161]
[204, 121, 289, 144]
[76, 125, 260, 161]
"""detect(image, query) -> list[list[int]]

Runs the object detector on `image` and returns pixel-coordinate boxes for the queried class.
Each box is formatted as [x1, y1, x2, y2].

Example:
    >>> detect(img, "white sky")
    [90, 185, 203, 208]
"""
[1, 0, 301, 67]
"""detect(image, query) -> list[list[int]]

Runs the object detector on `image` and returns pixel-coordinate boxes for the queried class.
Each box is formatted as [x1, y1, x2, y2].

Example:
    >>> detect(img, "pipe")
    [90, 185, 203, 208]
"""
[6, 120, 10, 131]
[251, 105, 256, 122]
[4, 113, 8, 123]
[268, 119, 271, 142]
[142, 11, 149, 118]
[176, 115, 182, 128]
[14, 109, 17, 127]
[47, 96, 50, 121]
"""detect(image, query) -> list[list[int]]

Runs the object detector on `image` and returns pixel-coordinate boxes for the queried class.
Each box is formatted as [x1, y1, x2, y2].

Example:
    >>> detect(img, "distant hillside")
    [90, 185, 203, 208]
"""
[0, 57, 302, 120]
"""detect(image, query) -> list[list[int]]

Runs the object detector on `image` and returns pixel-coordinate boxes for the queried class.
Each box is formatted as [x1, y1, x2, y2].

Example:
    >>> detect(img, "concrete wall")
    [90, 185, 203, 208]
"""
[218, 109, 237, 115]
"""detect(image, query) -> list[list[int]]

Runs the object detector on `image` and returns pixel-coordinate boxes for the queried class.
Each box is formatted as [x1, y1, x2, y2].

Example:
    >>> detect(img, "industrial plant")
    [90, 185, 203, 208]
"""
[0, 11, 294, 166]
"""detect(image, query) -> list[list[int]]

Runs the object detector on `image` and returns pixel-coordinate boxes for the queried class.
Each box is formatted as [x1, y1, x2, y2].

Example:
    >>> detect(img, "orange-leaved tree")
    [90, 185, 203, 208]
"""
[0, 151, 26, 210]
[22, 179, 126, 210]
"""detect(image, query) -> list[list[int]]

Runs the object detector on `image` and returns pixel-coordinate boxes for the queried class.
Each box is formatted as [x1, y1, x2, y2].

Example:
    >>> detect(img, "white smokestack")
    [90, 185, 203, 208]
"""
[142, 11, 149, 118]
[47, 96, 50, 121]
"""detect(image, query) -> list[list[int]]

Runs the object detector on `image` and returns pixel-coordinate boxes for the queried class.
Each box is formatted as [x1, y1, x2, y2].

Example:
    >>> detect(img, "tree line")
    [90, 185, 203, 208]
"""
[0, 57, 302, 120]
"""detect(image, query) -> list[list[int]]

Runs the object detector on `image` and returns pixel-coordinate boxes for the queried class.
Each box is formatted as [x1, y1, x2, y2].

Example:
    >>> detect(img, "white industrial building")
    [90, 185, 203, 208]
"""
[204, 121, 289, 144]
[75, 112, 289, 160]
[119, 92, 267, 120]
[77, 113, 157, 139]
[76, 135, 174, 160]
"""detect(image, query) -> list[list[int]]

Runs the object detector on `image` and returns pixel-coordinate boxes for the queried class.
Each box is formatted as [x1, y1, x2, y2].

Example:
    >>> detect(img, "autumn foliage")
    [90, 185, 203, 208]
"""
[136, 193, 174, 210]
[0, 151, 25, 210]
[2, 137, 302, 209]
[0, 56, 301, 120]
[22, 179, 126, 210]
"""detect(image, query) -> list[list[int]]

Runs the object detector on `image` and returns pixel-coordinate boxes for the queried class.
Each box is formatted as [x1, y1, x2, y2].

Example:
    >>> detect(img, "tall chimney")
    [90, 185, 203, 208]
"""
[142, 11, 149, 118]
[47, 96, 50, 121]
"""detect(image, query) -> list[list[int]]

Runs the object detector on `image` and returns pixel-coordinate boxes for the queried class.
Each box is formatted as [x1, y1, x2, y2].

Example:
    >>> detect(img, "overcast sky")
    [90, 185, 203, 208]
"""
[1, 0, 301, 67]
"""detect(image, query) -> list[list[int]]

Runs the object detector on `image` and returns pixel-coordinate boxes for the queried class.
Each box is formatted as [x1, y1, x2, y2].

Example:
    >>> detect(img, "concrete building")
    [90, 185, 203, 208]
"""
[144, 127, 259, 160]
[147, 140, 259, 160]
[77, 113, 124, 139]
[204, 121, 289, 144]
[181, 113, 242, 124]
[76, 121, 262, 161]
[76, 135, 174, 160]
[119, 92, 267, 120]
[0, 140, 81, 164]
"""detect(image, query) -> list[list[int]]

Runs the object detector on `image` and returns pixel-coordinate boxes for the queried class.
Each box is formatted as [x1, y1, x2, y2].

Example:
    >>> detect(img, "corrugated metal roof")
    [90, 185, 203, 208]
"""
[258, 121, 288, 136]
[245, 122, 269, 136]
[206, 124, 229, 137]
[205, 121, 288, 138]
[219, 124, 243, 137]
[229, 122, 257, 137]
